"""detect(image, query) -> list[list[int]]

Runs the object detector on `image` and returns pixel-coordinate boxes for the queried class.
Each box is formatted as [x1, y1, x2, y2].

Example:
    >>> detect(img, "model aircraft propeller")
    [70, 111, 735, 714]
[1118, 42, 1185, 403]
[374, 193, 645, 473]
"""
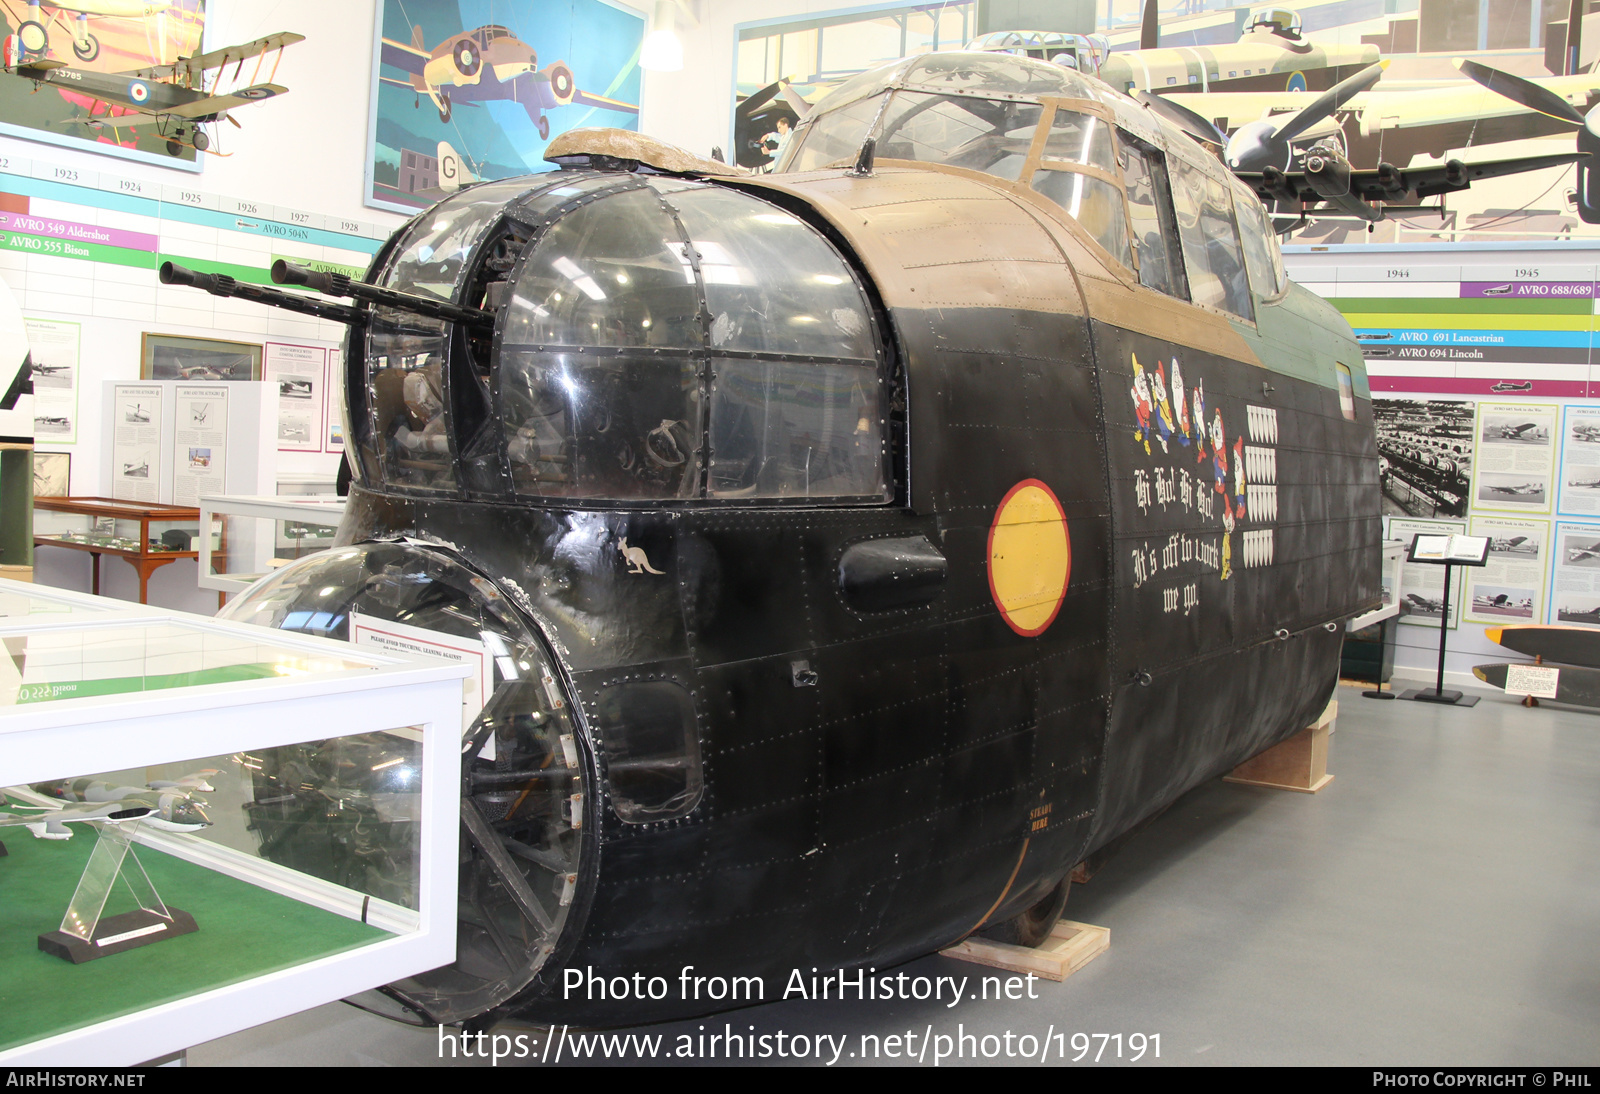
[1453, 57, 1591, 129]
[1135, 90, 1226, 147]
[1225, 61, 1385, 175]
[1453, 56, 1600, 222]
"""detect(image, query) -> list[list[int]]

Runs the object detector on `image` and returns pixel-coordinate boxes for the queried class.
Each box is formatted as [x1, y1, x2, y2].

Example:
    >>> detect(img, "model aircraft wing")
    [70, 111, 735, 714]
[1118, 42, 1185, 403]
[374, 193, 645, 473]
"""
[126, 32, 306, 82]
[1237, 148, 1588, 213]
[379, 36, 431, 77]
[571, 88, 639, 115]
[5, 57, 69, 77]
[161, 85, 288, 119]
[74, 111, 158, 132]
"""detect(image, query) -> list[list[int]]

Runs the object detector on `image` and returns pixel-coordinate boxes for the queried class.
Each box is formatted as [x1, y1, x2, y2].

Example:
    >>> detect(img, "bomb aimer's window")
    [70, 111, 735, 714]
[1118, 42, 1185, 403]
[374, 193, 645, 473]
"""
[497, 180, 889, 504]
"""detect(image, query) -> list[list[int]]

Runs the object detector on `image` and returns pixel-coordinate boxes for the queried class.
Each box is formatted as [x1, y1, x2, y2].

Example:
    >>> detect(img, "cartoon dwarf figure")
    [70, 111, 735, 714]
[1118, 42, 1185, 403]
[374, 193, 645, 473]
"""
[1152, 361, 1177, 453]
[1130, 354, 1153, 454]
[1191, 379, 1208, 462]
[1210, 407, 1230, 509]
[1232, 436, 1248, 522]
[1170, 358, 1191, 446]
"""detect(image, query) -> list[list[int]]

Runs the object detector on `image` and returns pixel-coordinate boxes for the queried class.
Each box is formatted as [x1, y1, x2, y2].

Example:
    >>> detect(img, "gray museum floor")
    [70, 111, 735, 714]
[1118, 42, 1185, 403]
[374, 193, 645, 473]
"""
[189, 680, 1600, 1067]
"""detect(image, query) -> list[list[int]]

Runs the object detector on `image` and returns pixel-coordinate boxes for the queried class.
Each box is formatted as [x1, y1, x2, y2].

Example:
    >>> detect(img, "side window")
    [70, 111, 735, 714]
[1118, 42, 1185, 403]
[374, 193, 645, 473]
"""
[1234, 182, 1287, 300]
[1336, 363, 1356, 421]
[1029, 109, 1131, 268]
[1167, 154, 1255, 321]
[1117, 132, 1188, 300]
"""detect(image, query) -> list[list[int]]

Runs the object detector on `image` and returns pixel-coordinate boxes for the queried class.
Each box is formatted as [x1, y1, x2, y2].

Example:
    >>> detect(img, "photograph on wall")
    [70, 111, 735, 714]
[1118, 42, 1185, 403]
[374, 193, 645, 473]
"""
[1557, 404, 1600, 514]
[26, 316, 79, 444]
[1373, 399, 1473, 518]
[366, 0, 644, 214]
[0, 1, 208, 169]
[264, 342, 326, 453]
[1391, 517, 1466, 628]
[31, 451, 69, 497]
[142, 333, 262, 382]
[111, 382, 162, 503]
[172, 384, 226, 506]
[1470, 402, 1557, 513]
[1464, 516, 1547, 624]
[1548, 520, 1600, 625]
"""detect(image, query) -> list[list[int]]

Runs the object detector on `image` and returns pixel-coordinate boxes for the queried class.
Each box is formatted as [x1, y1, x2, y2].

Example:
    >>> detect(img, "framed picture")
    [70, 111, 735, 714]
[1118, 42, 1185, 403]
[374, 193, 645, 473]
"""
[32, 451, 70, 497]
[140, 333, 263, 383]
[364, 0, 644, 214]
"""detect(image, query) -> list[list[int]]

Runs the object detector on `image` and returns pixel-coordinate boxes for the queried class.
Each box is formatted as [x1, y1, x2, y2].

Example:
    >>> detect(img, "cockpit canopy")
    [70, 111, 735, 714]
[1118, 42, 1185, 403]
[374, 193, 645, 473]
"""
[354, 174, 891, 506]
[775, 51, 1286, 324]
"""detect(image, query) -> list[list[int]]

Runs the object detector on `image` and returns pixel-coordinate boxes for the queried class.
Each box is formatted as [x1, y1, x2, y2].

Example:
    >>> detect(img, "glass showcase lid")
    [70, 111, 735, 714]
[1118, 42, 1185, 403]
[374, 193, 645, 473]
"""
[0, 617, 376, 709]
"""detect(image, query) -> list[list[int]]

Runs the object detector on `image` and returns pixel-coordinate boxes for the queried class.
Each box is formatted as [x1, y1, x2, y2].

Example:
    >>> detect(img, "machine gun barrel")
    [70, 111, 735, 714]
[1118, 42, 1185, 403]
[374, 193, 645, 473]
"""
[159, 262, 364, 325]
[271, 259, 494, 329]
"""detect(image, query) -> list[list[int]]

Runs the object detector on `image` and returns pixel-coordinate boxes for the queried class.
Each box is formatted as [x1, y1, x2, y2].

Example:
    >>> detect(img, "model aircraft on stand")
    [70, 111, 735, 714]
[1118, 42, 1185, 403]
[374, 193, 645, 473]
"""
[0, 30, 303, 155]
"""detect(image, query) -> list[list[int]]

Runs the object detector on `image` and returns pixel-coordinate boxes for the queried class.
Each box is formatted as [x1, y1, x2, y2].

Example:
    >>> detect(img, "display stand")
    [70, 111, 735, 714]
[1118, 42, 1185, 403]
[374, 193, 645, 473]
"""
[37, 816, 197, 964]
[1397, 533, 1490, 707]
[941, 920, 1110, 981]
[1224, 699, 1337, 792]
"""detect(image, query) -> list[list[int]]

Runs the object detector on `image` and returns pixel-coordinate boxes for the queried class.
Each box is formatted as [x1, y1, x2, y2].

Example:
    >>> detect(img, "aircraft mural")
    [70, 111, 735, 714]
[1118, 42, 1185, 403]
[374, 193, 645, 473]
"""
[366, 0, 643, 213]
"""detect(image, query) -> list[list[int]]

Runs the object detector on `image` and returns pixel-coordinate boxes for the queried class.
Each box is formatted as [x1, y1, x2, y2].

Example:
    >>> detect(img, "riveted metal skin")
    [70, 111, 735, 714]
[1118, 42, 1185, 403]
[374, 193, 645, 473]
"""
[205, 98, 1378, 1026]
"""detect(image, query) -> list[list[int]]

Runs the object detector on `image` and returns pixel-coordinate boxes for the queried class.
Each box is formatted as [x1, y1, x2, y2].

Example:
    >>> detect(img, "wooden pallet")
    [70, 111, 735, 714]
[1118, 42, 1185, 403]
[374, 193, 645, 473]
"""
[1223, 699, 1335, 793]
[939, 919, 1109, 981]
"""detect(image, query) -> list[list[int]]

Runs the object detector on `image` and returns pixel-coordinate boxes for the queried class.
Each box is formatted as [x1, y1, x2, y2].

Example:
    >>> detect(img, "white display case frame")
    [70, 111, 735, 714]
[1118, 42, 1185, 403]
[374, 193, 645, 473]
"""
[1348, 538, 1406, 630]
[197, 493, 347, 594]
[0, 577, 468, 1066]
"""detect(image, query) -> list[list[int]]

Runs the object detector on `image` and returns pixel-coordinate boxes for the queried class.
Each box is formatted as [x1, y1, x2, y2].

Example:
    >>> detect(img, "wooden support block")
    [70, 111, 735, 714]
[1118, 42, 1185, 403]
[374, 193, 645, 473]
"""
[0, 565, 32, 584]
[939, 919, 1110, 982]
[1223, 699, 1335, 793]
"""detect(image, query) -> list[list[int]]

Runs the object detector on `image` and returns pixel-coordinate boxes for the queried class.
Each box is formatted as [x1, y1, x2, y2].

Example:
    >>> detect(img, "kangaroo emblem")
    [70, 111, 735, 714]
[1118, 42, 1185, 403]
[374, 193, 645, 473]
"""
[619, 538, 665, 575]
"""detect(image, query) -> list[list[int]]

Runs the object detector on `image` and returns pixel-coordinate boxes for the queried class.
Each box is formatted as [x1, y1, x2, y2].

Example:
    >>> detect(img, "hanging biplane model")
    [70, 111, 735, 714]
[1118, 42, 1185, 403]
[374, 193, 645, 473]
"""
[378, 23, 637, 139]
[155, 48, 1433, 1031]
[0, 30, 304, 155]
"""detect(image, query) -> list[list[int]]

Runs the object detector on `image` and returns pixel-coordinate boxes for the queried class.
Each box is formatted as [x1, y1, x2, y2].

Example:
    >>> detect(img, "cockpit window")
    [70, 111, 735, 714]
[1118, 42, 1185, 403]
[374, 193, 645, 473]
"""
[1167, 155, 1254, 321]
[780, 94, 884, 173]
[1233, 182, 1287, 299]
[874, 91, 1042, 179]
[497, 181, 888, 504]
[1118, 131, 1188, 299]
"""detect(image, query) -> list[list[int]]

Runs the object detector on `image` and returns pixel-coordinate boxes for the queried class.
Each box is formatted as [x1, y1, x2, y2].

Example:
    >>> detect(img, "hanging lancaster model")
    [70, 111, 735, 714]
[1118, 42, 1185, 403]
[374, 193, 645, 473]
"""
[162, 50, 1382, 1028]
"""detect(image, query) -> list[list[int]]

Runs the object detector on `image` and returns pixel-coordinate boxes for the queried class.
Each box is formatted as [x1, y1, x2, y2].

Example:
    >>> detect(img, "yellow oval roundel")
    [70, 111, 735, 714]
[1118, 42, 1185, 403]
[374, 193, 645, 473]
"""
[987, 479, 1071, 637]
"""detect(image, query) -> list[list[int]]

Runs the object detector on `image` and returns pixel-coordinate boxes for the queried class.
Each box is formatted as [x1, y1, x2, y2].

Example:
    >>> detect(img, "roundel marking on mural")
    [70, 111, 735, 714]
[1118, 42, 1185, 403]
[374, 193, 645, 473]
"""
[1286, 70, 1307, 93]
[987, 479, 1072, 637]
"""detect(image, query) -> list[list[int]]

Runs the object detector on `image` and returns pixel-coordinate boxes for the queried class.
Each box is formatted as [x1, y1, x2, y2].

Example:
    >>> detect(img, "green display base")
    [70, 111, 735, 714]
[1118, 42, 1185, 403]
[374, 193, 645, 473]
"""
[0, 826, 389, 1052]
[39, 907, 199, 964]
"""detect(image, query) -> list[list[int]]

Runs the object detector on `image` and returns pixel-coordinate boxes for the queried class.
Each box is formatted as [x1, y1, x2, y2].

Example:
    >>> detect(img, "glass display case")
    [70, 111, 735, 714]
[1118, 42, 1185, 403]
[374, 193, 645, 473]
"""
[197, 494, 346, 594]
[0, 577, 467, 1065]
[32, 497, 217, 604]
